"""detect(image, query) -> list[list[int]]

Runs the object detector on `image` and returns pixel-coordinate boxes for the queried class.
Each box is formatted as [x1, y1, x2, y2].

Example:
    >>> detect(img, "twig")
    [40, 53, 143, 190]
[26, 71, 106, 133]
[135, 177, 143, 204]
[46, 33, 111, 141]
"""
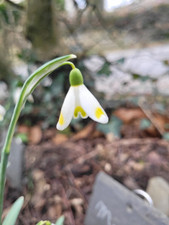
[138, 97, 163, 136]
[5, 0, 24, 10]
[92, 4, 125, 48]
[64, 166, 88, 210]
[65, 148, 100, 168]
[61, 184, 76, 225]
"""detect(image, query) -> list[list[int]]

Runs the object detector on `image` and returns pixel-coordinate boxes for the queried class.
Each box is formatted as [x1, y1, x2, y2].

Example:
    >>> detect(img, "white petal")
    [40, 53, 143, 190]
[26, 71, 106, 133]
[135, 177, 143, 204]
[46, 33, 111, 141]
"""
[56, 87, 75, 130]
[0, 105, 6, 121]
[73, 86, 88, 119]
[79, 85, 108, 124]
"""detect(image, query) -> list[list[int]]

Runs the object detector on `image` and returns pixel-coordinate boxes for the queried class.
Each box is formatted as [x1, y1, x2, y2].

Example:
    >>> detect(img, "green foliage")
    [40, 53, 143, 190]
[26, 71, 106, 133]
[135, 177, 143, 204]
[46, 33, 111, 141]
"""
[116, 57, 125, 64]
[0, 2, 21, 27]
[163, 132, 169, 141]
[132, 73, 140, 80]
[55, 216, 64, 225]
[28, 70, 67, 127]
[97, 115, 122, 138]
[132, 73, 150, 82]
[55, 0, 65, 11]
[15, 133, 28, 143]
[2, 196, 24, 225]
[0, 4, 8, 25]
[98, 62, 111, 76]
[17, 49, 37, 63]
[140, 119, 151, 130]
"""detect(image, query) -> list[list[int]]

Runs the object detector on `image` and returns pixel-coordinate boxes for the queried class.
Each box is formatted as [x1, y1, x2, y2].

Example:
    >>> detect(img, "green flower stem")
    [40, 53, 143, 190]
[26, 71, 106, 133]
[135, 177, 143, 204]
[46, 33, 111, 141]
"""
[0, 153, 8, 224]
[0, 97, 23, 223]
[60, 61, 76, 69]
[0, 57, 76, 224]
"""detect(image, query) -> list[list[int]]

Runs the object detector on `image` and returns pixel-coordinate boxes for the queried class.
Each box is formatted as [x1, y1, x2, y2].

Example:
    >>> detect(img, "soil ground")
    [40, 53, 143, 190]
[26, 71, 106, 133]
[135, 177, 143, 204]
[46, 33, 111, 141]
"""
[4, 106, 169, 225]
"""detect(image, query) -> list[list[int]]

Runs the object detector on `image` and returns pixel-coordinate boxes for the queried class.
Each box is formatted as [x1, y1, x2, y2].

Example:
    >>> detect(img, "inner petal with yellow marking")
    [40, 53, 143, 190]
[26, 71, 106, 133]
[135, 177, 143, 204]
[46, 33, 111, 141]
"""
[74, 106, 87, 118]
[95, 107, 104, 119]
[58, 113, 64, 125]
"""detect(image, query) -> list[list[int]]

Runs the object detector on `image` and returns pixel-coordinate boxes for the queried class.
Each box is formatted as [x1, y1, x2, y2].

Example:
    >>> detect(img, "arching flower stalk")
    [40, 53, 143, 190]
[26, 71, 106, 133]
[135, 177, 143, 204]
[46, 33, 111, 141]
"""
[0, 54, 76, 223]
[0, 54, 108, 224]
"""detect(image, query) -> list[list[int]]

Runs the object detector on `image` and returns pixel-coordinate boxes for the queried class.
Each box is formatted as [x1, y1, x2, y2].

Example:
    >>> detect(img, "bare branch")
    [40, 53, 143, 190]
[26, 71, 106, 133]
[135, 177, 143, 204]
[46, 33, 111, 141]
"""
[5, 0, 24, 10]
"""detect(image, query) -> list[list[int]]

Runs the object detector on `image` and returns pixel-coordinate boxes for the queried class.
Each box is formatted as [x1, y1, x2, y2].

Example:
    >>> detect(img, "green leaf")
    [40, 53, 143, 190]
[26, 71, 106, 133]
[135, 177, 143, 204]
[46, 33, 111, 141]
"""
[2, 196, 24, 225]
[132, 73, 140, 79]
[97, 115, 122, 138]
[116, 57, 125, 64]
[163, 132, 169, 141]
[15, 133, 28, 143]
[140, 119, 151, 130]
[19, 54, 76, 108]
[55, 216, 64, 225]
[98, 62, 111, 76]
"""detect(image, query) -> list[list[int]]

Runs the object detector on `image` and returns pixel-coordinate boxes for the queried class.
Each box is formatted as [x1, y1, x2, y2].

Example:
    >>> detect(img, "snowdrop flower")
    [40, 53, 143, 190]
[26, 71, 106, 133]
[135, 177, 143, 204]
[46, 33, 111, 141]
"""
[57, 68, 108, 130]
[0, 104, 6, 121]
[14, 87, 34, 104]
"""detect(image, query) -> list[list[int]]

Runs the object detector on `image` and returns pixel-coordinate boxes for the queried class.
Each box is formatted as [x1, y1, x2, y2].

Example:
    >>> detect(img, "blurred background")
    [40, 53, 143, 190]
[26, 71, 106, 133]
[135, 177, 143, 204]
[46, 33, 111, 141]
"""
[1, 0, 169, 224]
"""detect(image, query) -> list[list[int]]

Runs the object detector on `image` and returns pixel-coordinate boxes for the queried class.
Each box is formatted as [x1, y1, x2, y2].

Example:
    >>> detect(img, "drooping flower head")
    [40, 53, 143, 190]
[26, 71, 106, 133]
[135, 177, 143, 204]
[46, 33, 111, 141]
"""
[56, 68, 108, 130]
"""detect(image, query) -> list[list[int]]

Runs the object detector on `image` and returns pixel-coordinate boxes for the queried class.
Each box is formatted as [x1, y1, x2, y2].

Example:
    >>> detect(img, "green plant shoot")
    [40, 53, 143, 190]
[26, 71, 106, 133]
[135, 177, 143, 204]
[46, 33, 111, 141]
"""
[0, 54, 76, 224]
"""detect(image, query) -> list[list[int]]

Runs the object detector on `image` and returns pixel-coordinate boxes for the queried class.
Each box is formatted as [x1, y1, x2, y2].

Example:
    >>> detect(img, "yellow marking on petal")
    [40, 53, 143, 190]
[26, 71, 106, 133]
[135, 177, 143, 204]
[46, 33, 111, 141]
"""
[95, 107, 104, 119]
[58, 113, 64, 125]
[74, 106, 87, 118]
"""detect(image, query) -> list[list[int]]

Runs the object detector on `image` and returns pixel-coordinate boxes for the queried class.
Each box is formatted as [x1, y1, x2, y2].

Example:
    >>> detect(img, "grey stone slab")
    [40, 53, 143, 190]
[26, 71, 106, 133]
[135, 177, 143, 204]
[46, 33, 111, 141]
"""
[0, 132, 25, 189]
[7, 138, 25, 189]
[147, 177, 169, 216]
[85, 172, 169, 225]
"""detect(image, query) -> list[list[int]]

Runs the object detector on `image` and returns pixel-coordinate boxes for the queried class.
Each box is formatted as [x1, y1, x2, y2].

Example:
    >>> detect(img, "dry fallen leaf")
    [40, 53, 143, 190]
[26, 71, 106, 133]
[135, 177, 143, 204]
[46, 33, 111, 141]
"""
[146, 151, 162, 166]
[114, 108, 145, 124]
[70, 198, 84, 217]
[28, 125, 42, 144]
[47, 202, 62, 219]
[17, 125, 29, 134]
[52, 133, 68, 145]
[31, 169, 47, 209]
[72, 123, 95, 141]
[152, 113, 169, 134]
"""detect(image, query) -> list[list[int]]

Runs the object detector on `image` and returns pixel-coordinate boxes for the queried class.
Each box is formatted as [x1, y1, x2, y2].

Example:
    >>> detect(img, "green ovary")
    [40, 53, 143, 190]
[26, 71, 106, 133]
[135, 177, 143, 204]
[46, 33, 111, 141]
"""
[74, 106, 87, 118]
[69, 68, 83, 86]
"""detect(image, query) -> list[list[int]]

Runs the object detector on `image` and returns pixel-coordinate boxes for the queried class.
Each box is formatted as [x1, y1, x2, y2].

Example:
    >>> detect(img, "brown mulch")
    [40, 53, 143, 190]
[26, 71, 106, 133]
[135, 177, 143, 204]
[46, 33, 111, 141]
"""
[4, 106, 169, 225]
[5, 133, 169, 225]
